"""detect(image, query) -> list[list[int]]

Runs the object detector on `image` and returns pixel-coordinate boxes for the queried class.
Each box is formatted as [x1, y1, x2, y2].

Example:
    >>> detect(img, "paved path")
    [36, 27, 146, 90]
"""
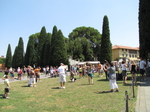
[135, 77, 150, 112]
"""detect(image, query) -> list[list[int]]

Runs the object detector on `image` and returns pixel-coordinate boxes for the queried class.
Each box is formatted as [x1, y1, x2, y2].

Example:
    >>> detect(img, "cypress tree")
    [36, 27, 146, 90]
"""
[15, 37, 24, 68]
[38, 26, 47, 66]
[139, 0, 150, 59]
[43, 33, 51, 66]
[12, 46, 18, 68]
[51, 30, 68, 66]
[5, 44, 12, 68]
[100, 15, 112, 63]
[50, 26, 58, 66]
[24, 35, 35, 66]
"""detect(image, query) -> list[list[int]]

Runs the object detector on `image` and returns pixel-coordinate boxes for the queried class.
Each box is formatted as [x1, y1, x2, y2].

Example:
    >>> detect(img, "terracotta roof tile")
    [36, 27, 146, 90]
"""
[112, 45, 139, 50]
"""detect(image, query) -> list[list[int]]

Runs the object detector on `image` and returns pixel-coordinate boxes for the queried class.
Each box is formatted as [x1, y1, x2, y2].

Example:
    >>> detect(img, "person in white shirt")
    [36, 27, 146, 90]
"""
[139, 58, 146, 80]
[58, 63, 67, 89]
[2, 75, 11, 98]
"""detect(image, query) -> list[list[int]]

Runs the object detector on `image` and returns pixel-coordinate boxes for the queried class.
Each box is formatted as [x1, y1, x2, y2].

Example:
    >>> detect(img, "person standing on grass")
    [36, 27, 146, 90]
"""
[97, 63, 103, 77]
[58, 63, 67, 89]
[3, 75, 11, 98]
[9, 67, 15, 80]
[4, 67, 9, 77]
[87, 64, 94, 85]
[82, 64, 86, 78]
[130, 61, 137, 86]
[27, 65, 31, 80]
[28, 67, 36, 87]
[22, 66, 27, 78]
[121, 61, 128, 84]
[78, 65, 83, 78]
[139, 58, 146, 81]
[17, 67, 22, 80]
[34, 67, 41, 82]
[104, 62, 119, 92]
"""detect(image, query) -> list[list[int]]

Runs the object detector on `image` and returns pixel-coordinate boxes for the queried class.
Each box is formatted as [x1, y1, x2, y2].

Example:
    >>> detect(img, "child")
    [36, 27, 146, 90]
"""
[3, 75, 11, 98]
[87, 64, 94, 85]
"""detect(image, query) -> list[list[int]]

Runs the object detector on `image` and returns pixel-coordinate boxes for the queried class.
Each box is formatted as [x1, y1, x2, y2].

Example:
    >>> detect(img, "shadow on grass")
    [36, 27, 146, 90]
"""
[21, 85, 30, 87]
[68, 81, 73, 83]
[80, 84, 91, 85]
[97, 79, 108, 81]
[51, 87, 60, 89]
[0, 94, 5, 99]
[94, 91, 113, 94]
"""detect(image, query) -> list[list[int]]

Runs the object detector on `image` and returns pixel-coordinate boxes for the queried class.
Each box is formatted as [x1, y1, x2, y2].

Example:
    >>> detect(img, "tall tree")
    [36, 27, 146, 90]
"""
[15, 37, 24, 68]
[38, 26, 47, 66]
[5, 44, 12, 68]
[12, 46, 18, 68]
[50, 26, 58, 66]
[139, 0, 150, 59]
[43, 33, 51, 66]
[24, 35, 35, 67]
[99, 15, 112, 63]
[51, 30, 68, 66]
[68, 26, 101, 61]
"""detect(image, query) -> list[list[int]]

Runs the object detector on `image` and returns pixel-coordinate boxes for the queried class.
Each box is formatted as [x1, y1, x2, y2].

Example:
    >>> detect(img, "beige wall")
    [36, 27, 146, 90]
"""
[112, 48, 139, 61]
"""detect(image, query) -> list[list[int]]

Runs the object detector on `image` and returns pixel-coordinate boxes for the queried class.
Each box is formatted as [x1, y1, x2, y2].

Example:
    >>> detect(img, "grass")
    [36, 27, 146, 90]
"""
[0, 72, 138, 112]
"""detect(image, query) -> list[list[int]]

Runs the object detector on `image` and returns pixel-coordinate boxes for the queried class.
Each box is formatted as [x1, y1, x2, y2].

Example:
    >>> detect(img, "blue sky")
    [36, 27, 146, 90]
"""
[0, 0, 139, 56]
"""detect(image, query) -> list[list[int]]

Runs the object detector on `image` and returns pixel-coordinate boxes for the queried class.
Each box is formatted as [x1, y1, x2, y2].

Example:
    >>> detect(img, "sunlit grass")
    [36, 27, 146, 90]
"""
[0, 72, 138, 112]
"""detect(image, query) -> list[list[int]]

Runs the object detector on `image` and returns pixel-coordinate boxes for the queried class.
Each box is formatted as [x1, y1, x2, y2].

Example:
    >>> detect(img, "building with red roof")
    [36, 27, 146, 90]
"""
[112, 45, 139, 61]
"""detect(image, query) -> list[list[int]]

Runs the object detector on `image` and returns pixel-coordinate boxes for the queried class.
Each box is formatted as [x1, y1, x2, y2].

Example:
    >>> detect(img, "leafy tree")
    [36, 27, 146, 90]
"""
[50, 25, 58, 66]
[5, 44, 12, 68]
[139, 0, 150, 59]
[24, 35, 35, 67]
[99, 15, 112, 63]
[0, 58, 5, 64]
[38, 26, 47, 66]
[43, 33, 51, 66]
[12, 46, 18, 68]
[68, 26, 101, 61]
[72, 38, 83, 61]
[12, 37, 24, 68]
[51, 30, 68, 66]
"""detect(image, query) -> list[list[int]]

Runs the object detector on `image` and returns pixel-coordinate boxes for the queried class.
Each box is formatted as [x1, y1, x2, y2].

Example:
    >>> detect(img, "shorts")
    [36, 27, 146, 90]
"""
[98, 69, 103, 73]
[5, 88, 9, 93]
[36, 75, 40, 78]
[10, 74, 14, 77]
[140, 69, 145, 75]
[59, 74, 66, 82]
[88, 73, 94, 77]
[122, 70, 127, 76]
[18, 74, 22, 76]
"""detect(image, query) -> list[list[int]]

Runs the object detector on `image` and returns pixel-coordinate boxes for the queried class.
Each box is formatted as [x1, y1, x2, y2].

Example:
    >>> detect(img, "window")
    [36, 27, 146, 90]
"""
[126, 54, 128, 57]
[122, 49, 124, 51]
[129, 50, 137, 54]
[122, 54, 124, 57]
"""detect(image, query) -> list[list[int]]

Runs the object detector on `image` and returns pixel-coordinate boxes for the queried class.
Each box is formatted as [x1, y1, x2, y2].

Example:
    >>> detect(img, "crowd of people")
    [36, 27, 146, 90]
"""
[1, 58, 149, 99]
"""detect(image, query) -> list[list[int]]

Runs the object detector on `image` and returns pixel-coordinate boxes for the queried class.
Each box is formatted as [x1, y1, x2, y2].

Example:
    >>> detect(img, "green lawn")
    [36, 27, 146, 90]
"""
[0, 72, 138, 112]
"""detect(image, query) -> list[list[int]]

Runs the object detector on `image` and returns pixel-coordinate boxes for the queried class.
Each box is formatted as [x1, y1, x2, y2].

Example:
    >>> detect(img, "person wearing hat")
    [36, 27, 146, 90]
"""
[58, 63, 67, 89]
